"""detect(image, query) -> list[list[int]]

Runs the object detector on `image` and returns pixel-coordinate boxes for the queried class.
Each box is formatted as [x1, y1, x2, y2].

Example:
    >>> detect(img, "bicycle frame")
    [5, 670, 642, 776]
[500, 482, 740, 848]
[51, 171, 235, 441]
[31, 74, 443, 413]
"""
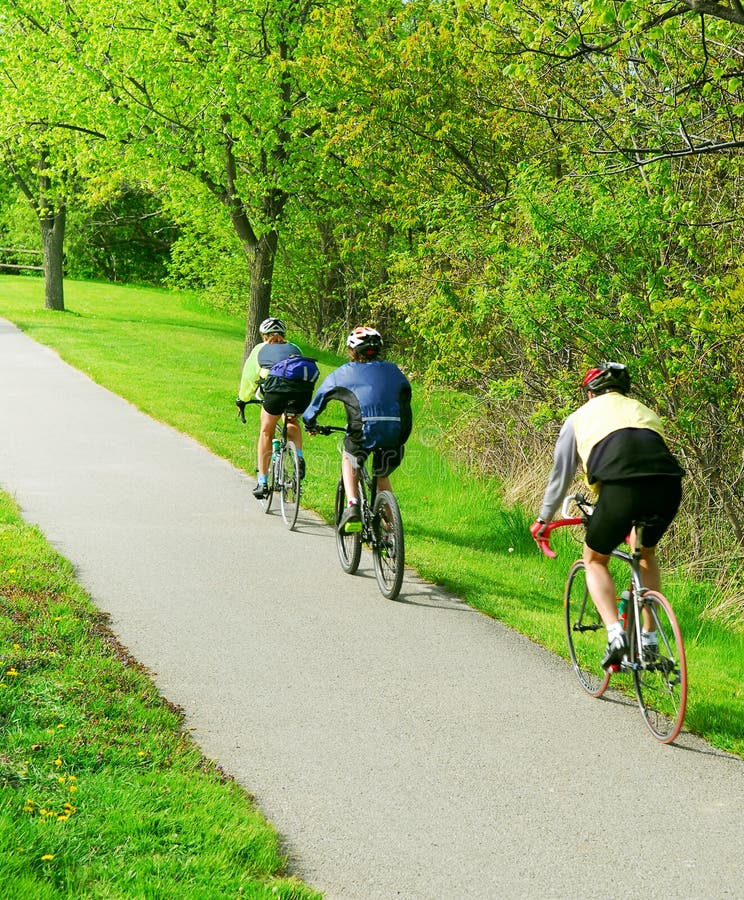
[244, 400, 302, 530]
[536, 493, 687, 743]
[316, 424, 405, 600]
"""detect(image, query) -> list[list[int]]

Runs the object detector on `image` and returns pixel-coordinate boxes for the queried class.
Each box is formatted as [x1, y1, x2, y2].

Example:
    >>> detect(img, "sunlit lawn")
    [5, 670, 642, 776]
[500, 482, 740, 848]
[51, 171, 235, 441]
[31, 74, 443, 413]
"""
[2, 275, 742, 762]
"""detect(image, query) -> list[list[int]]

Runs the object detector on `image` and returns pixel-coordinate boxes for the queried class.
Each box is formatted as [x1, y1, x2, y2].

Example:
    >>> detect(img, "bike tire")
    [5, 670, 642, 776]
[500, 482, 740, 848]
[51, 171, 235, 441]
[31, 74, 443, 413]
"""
[631, 590, 687, 743]
[564, 560, 611, 698]
[279, 441, 301, 531]
[260, 459, 275, 514]
[335, 478, 361, 574]
[372, 490, 405, 600]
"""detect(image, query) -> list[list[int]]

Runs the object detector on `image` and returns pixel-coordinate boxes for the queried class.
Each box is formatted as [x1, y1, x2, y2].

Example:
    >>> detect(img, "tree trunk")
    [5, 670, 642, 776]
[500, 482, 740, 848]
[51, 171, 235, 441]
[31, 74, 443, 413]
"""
[243, 229, 278, 358]
[40, 206, 66, 311]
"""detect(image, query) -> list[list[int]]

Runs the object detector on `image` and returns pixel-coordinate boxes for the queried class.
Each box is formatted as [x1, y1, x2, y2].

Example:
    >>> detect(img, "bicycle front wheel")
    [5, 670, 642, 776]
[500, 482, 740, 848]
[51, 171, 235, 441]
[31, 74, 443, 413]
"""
[372, 490, 404, 600]
[631, 590, 687, 743]
[279, 442, 301, 531]
[335, 478, 361, 574]
[564, 560, 611, 698]
[261, 460, 275, 514]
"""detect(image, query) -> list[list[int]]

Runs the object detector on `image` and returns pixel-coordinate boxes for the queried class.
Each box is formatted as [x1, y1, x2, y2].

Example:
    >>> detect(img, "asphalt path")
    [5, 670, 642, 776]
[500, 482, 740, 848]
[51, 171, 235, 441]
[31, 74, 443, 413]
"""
[1, 317, 742, 899]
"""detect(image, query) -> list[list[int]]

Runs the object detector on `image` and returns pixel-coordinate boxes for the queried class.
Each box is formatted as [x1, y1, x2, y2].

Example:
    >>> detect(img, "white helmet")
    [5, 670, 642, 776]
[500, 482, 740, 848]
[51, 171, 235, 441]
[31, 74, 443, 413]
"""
[346, 326, 383, 354]
[259, 317, 286, 335]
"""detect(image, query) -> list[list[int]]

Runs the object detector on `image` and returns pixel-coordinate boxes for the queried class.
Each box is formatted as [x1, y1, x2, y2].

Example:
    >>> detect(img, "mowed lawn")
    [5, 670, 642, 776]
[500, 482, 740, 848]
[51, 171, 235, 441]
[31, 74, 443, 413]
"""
[2, 277, 742, 762]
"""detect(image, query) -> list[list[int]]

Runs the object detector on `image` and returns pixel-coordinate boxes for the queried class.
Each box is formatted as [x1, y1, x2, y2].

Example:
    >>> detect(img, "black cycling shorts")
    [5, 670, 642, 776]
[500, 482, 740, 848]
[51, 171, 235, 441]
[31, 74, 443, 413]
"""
[585, 476, 683, 556]
[344, 439, 405, 478]
[261, 376, 314, 417]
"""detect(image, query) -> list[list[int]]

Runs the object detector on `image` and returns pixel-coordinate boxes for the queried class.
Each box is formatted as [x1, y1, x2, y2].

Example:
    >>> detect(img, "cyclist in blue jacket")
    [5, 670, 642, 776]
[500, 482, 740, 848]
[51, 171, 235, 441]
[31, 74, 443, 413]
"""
[303, 327, 412, 532]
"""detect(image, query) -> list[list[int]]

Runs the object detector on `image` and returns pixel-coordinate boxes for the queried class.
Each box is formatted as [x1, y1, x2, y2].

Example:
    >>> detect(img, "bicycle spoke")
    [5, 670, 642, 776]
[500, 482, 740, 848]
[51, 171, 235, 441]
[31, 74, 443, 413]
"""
[631, 590, 687, 743]
[564, 560, 611, 698]
[260, 461, 275, 514]
[372, 490, 404, 600]
[335, 479, 361, 574]
[279, 442, 301, 530]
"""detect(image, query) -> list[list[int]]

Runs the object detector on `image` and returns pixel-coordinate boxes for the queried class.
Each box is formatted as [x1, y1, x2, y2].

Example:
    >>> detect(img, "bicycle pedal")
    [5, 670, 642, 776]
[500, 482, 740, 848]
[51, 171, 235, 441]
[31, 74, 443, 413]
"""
[343, 522, 362, 534]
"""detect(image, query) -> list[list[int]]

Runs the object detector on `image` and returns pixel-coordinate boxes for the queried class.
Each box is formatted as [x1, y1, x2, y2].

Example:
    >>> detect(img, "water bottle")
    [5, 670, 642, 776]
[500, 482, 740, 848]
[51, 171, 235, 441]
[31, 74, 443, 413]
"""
[271, 438, 280, 459]
[618, 590, 630, 631]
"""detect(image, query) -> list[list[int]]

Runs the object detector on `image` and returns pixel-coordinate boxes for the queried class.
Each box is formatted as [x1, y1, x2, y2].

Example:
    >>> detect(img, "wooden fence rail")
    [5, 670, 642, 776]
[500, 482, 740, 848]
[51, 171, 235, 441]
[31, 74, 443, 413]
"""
[0, 248, 43, 272]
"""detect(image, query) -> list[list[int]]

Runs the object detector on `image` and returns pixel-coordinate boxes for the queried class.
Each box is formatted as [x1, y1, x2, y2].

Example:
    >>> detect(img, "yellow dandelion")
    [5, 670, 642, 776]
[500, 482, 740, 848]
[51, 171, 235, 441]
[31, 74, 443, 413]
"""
[13, 643, 20, 650]
[58, 777, 66, 784]
[54, 758, 62, 767]
[57, 815, 69, 822]
[40, 854, 54, 861]
[6, 668, 18, 677]
[68, 775, 77, 781]
[68, 785, 77, 793]
[56, 724, 65, 729]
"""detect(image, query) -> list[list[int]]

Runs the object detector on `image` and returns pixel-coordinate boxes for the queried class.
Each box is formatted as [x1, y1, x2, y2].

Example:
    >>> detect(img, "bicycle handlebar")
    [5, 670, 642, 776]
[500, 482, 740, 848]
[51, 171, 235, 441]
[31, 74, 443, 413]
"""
[235, 397, 262, 423]
[532, 517, 584, 558]
[312, 425, 348, 435]
[532, 493, 594, 558]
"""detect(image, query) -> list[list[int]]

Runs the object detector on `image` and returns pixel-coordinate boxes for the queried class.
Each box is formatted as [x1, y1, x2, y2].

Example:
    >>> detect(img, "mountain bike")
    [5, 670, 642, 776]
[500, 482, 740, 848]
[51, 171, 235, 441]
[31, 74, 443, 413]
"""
[240, 400, 301, 530]
[534, 493, 687, 744]
[315, 425, 405, 600]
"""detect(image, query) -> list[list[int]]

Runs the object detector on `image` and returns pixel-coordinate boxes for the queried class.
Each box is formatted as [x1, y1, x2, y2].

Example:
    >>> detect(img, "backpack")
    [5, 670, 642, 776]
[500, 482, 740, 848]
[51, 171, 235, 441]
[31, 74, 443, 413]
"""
[268, 354, 319, 384]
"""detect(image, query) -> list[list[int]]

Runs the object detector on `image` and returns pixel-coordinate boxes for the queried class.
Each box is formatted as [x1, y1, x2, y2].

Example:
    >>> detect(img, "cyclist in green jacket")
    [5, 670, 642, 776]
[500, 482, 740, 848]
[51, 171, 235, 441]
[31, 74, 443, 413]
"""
[530, 362, 684, 670]
[236, 318, 313, 499]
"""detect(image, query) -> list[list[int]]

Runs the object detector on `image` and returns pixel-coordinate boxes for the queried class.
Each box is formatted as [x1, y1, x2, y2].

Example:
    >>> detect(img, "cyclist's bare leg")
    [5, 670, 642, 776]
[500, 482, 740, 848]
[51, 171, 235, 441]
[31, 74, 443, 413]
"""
[258, 408, 280, 476]
[582, 545, 619, 626]
[376, 475, 392, 493]
[342, 451, 359, 503]
[639, 543, 661, 632]
[286, 415, 303, 451]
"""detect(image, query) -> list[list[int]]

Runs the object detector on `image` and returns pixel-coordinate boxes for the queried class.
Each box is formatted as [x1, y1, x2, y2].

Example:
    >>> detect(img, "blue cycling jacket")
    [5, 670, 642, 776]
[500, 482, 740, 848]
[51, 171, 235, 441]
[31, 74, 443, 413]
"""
[302, 360, 412, 449]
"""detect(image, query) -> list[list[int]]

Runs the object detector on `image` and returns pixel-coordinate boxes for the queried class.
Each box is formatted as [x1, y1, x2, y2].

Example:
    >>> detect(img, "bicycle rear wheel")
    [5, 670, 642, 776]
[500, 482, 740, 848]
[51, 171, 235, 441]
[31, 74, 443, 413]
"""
[372, 490, 404, 600]
[335, 478, 361, 574]
[564, 560, 611, 698]
[279, 442, 301, 531]
[631, 590, 687, 743]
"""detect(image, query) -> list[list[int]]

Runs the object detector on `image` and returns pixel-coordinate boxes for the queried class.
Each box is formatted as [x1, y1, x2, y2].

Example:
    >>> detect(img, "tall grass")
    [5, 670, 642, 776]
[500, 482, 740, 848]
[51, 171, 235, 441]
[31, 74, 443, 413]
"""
[2, 275, 742, 763]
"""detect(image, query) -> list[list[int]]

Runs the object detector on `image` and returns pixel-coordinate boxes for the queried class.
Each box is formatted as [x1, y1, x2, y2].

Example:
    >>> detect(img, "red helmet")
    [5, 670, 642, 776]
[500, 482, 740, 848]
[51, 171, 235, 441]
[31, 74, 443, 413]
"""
[582, 362, 630, 395]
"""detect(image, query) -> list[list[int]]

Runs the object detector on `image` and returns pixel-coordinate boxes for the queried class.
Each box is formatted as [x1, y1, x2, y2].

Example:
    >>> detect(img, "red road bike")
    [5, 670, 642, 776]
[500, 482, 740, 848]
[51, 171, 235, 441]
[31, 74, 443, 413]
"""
[535, 493, 687, 744]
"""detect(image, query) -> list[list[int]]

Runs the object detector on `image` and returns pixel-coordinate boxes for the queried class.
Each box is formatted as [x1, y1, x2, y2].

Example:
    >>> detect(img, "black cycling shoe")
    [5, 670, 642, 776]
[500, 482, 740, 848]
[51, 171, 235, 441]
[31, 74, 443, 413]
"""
[337, 503, 361, 533]
[601, 633, 628, 671]
[253, 482, 269, 499]
[298, 456, 306, 480]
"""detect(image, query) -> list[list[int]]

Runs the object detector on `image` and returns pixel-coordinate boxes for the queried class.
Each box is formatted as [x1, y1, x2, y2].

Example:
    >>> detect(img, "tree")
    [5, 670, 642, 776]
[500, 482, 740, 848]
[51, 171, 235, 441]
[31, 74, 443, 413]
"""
[71, 0, 338, 354]
[0, 6, 102, 311]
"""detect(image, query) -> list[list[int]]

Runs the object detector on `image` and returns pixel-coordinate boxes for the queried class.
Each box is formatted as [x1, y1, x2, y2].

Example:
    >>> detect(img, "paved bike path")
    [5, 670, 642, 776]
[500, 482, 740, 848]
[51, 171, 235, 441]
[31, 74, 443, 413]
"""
[1, 317, 742, 899]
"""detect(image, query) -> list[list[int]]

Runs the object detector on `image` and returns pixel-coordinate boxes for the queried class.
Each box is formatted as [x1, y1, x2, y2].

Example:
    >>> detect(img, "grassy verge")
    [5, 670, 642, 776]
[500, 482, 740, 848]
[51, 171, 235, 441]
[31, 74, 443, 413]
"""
[2, 276, 742, 764]
[0, 489, 319, 898]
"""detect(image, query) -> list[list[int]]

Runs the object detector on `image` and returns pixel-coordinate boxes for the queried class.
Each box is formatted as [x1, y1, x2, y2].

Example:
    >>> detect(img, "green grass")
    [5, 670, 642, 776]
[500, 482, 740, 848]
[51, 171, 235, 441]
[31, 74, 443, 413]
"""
[1, 276, 742, 771]
[0, 489, 319, 898]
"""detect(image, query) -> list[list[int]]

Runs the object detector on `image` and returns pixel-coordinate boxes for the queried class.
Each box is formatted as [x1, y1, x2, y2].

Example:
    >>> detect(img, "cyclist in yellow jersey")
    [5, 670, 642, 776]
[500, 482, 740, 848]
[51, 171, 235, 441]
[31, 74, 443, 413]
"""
[530, 363, 685, 669]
